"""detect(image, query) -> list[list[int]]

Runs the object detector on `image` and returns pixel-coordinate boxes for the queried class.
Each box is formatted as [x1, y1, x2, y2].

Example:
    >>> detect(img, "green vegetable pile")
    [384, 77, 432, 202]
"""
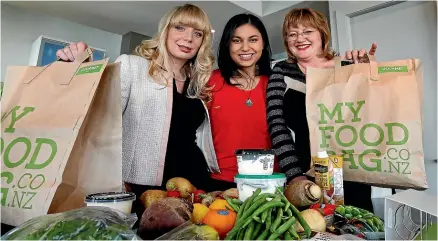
[335, 205, 384, 232]
[2, 207, 140, 240]
[224, 188, 311, 240]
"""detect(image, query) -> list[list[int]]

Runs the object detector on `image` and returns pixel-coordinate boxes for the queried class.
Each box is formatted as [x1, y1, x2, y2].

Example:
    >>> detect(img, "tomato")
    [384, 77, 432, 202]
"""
[167, 190, 181, 198]
[193, 190, 206, 203]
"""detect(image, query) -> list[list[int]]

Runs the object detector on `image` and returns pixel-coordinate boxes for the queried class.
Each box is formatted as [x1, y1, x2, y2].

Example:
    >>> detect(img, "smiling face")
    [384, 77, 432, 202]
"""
[286, 24, 322, 61]
[166, 24, 204, 63]
[229, 24, 264, 69]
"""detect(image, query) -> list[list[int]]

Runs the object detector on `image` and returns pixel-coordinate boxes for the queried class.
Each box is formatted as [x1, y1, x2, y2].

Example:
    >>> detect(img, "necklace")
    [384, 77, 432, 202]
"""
[243, 91, 253, 107]
[174, 78, 186, 82]
[297, 62, 307, 74]
[235, 71, 256, 107]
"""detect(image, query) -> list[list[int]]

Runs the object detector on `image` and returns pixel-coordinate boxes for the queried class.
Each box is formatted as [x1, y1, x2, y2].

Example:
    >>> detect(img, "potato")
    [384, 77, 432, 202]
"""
[166, 177, 196, 198]
[140, 190, 167, 208]
[222, 188, 238, 199]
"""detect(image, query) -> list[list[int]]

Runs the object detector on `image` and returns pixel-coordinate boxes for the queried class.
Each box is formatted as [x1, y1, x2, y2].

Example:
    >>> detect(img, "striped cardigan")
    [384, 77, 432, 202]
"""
[266, 60, 351, 182]
[266, 60, 305, 182]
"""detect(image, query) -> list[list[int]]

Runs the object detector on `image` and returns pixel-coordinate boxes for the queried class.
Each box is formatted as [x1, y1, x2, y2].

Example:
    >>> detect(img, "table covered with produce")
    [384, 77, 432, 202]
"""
[2, 48, 433, 240]
[2, 173, 386, 240]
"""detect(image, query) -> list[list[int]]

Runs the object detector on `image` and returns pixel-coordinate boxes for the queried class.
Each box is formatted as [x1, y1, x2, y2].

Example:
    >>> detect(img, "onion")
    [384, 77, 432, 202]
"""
[294, 209, 326, 233]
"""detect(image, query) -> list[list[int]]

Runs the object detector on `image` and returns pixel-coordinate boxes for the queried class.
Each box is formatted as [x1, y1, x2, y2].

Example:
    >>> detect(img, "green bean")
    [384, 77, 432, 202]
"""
[261, 209, 269, 223]
[286, 209, 293, 217]
[288, 226, 300, 240]
[241, 201, 285, 229]
[228, 200, 284, 238]
[238, 228, 246, 240]
[251, 222, 263, 240]
[225, 197, 240, 212]
[276, 187, 291, 212]
[244, 188, 262, 213]
[226, 198, 268, 239]
[237, 198, 267, 225]
[270, 208, 283, 233]
[253, 216, 262, 223]
[244, 221, 255, 240]
[257, 229, 271, 240]
[237, 196, 250, 221]
[254, 193, 277, 202]
[266, 208, 273, 230]
[231, 199, 244, 205]
[267, 216, 296, 240]
[281, 196, 291, 212]
[290, 204, 311, 238]
[238, 197, 280, 226]
[284, 231, 293, 240]
[225, 226, 239, 241]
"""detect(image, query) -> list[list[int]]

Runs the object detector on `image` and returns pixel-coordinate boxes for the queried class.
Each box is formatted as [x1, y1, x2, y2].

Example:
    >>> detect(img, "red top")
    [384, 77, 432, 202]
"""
[208, 70, 278, 182]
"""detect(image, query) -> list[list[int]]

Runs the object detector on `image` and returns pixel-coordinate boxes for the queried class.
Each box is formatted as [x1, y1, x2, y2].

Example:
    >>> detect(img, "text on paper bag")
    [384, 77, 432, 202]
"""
[1, 106, 57, 209]
[317, 100, 411, 175]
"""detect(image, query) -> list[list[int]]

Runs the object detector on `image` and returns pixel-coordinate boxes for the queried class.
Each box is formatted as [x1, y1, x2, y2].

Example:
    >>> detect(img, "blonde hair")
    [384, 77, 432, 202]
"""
[282, 8, 336, 62]
[135, 4, 214, 101]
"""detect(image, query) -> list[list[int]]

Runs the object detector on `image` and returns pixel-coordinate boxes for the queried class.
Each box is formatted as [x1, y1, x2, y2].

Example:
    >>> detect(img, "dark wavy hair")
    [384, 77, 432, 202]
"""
[217, 13, 272, 85]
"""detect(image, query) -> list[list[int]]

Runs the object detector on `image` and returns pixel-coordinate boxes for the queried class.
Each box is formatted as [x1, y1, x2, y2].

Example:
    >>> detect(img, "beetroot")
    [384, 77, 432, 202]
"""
[138, 197, 193, 239]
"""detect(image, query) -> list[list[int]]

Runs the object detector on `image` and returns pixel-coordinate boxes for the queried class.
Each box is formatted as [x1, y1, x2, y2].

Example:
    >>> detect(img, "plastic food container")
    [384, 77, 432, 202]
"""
[84, 192, 136, 215]
[235, 149, 275, 175]
[234, 173, 287, 202]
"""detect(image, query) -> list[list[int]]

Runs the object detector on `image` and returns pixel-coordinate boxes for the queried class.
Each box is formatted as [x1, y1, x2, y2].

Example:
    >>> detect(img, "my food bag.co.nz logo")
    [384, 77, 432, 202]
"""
[76, 64, 103, 75]
[378, 66, 408, 74]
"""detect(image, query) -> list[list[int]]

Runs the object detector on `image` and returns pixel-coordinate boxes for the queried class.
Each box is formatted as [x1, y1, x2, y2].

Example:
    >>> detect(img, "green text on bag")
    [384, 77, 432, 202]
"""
[76, 64, 103, 76]
[317, 101, 411, 175]
[378, 66, 408, 74]
[1, 106, 58, 209]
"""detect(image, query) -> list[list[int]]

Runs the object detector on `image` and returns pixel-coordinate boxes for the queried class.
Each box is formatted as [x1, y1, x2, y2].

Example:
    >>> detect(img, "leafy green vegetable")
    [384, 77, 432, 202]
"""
[2, 207, 139, 240]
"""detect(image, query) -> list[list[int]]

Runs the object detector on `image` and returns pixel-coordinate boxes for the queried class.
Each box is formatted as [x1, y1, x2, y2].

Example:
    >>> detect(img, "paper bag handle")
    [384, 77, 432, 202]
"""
[333, 54, 379, 82]
[333, 56, 342, 83]
[367, 54, 379, 81]
[22, 48, 94, 85]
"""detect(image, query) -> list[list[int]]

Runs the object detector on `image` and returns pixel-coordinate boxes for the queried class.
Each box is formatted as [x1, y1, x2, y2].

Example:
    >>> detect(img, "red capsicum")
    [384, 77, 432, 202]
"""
[310, 203, 337, 216]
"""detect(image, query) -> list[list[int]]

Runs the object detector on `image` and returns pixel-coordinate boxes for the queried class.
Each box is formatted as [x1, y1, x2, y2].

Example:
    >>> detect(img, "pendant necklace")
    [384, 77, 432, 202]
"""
[236, 71, 256, 107]
[245, 93, 253, 107]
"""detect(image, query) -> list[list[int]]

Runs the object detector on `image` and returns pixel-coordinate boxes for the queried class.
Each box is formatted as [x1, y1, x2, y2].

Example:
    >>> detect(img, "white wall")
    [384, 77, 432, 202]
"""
[262, 0, 330, 55]
[329, 1, 437, 192]
[1, 3, 122, 80]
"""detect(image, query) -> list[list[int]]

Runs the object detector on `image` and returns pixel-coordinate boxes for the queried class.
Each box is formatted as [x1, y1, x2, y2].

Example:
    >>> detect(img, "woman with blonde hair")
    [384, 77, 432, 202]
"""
[57, 4, 220, 218]
[266, 8, 377, 211]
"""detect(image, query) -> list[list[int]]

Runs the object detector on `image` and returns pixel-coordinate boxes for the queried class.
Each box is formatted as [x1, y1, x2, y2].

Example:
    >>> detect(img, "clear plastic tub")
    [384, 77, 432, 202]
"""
[235, 149, 275, 175]
[85, 192, 136, 215]
[234, 173, 287, 202]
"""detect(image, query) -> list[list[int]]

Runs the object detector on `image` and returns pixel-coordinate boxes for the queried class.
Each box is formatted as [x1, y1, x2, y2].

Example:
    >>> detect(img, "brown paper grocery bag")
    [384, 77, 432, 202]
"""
[305, 56, 428, 190]
[1, 49, 123, 226]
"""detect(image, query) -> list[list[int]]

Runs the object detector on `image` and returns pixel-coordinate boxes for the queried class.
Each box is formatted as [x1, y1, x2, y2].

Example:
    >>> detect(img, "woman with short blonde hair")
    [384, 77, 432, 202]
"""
[281, 8, 336, 62]
[57, 4, 220, 225]
[136, 4, 214, 100]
